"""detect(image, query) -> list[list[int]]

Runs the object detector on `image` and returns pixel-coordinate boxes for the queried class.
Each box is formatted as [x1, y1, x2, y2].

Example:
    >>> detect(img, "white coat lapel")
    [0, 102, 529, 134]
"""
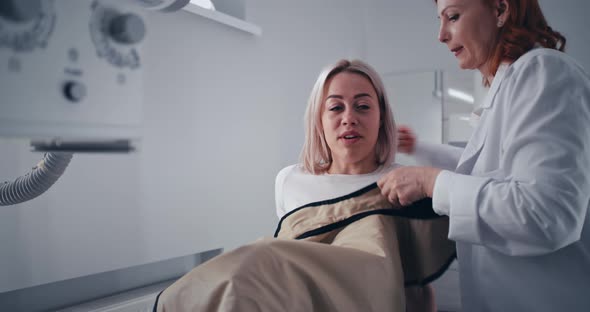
[455, 65, 509, 174]
[455, 113, 487, 174]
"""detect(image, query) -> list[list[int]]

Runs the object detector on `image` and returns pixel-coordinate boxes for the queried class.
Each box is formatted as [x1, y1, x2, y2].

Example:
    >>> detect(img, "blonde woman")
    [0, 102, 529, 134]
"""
[276, 59, 444, 312]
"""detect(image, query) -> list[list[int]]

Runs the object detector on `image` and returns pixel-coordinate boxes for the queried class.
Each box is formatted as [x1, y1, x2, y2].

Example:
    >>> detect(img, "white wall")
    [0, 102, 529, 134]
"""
[540, 0, 590, 72]
[0, 0, 588, 295]
[365, 0, 457, 73]
[137, 0, 370, 265]
[383, 70, 444, 165]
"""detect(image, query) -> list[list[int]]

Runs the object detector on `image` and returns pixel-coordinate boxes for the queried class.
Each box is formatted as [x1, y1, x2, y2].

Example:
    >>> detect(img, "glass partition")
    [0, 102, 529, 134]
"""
[381, 69, 481, 165]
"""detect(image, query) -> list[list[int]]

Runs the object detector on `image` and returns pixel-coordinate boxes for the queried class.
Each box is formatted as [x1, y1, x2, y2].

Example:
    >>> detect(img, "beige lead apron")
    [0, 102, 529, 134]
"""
[155, 183, 455, 312]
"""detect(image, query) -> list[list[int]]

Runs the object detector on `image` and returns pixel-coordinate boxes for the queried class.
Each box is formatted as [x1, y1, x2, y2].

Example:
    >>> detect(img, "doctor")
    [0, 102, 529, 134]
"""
[378, 0, 590, 311]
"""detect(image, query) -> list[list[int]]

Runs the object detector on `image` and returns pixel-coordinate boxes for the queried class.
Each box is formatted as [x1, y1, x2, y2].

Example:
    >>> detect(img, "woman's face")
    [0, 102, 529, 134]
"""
[321, 72, 381, 174]
[437, 0, 501, 76]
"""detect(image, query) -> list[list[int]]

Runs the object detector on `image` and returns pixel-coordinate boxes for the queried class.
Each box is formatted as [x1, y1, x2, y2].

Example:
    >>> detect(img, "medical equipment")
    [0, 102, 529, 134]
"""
[0, 0, 189, 205]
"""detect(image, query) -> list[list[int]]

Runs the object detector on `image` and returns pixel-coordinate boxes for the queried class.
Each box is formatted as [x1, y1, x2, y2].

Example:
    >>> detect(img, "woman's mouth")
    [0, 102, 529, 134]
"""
[339, 133, 362, 145]
[452, 46, 464, 57]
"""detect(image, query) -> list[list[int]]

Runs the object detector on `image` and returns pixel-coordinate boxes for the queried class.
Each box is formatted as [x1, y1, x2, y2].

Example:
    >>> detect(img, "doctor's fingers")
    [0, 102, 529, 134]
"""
[397, 136, 416, 154]
[396, 186, 423, 206]
[398, 141, 415, 154]
[397, 127, 416, 141]
[377, 171, 393, 190]
[377, 174, 403, 208]
[398, 131, 414, 140]
[383, 187, 403, 208]
[378, 170, 424, 206]
[398, 137, 414, 146]
[397, 125, 414, 135]
[380, 184, 409, 208]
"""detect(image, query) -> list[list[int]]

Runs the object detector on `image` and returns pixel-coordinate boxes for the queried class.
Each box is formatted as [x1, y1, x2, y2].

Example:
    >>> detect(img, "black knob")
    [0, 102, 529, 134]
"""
[63, 81, 86, 103]
[109, 14, 146, 45]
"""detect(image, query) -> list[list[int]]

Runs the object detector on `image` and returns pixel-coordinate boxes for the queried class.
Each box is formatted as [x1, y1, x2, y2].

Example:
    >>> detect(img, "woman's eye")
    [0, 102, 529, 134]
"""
[356, 104, 370, 111]
[329, 105, 343, 112]
[449, 14, 459, 22]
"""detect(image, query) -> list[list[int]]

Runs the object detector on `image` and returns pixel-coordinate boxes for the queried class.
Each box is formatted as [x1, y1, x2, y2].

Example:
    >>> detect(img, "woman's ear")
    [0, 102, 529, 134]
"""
[496, 0, 510, 27]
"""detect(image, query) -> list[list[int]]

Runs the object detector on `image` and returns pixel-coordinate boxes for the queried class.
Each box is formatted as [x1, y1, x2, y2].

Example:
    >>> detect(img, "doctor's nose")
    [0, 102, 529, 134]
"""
[438, 25, 450, 43]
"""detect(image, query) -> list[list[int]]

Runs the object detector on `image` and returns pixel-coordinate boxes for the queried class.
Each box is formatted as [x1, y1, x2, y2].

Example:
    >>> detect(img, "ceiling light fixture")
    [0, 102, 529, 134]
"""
[447, 88, 474, 104]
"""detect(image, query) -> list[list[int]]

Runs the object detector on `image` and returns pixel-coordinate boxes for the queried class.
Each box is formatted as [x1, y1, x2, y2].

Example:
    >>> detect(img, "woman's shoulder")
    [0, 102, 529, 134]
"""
[512, 48, 588, 77]
[275, 164, 308, 186]
[276, 164, 305, 178]
[516, 48, 568, 64]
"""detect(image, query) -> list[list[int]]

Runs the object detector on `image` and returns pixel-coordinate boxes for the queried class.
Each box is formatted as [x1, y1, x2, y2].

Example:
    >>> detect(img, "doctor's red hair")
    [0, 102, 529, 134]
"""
[436, 0, 566, 86]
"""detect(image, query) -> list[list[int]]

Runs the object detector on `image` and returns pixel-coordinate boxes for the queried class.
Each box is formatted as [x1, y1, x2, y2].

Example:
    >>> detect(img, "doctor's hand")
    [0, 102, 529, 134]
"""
[377, 166, 442, 207]
[397, 125, 417, 154]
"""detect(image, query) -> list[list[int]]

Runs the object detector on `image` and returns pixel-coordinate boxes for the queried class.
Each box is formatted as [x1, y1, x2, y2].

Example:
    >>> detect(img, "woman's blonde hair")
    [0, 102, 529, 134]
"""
[300, 59, 397, 174]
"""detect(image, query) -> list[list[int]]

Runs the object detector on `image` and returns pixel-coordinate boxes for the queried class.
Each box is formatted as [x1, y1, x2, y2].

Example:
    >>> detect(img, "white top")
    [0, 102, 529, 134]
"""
[274, 163, 399, 218]
[418, 48, 590, 311]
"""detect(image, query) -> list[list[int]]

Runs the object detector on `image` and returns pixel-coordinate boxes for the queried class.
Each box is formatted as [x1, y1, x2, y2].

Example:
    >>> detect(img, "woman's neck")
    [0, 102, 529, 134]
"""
[327, 159, 378, 175]
[479, 61, 511, 86]
[478, 65, 493, 86]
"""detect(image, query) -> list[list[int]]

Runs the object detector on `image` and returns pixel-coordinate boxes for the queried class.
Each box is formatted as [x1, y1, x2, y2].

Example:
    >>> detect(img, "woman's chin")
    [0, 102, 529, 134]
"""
[457, 61, 471, 70]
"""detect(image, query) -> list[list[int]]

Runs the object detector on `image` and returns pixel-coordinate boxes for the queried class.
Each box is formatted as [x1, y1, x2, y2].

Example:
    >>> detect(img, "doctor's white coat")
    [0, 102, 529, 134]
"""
[416, 48, 590, 311]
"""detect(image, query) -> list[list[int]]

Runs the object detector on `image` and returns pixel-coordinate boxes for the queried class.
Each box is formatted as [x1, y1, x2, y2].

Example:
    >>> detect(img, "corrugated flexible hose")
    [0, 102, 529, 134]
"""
[0, 152, 73, 206]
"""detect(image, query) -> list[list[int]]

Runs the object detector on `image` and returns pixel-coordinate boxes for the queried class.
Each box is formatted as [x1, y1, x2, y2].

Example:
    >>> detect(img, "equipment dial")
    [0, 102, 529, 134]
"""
[89, 1, 144, 69]
[0, 0, 42, 23]
[0, 0, 55, 52]
[109, 13, 146, 45]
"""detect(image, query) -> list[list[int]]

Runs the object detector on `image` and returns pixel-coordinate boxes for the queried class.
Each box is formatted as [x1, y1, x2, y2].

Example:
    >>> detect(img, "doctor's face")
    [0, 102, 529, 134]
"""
[321, 72, 381, 173]
[437, 0, 500, 76]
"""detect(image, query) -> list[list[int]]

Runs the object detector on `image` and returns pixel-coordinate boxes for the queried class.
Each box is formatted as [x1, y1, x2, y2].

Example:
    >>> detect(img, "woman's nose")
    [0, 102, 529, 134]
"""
[438, 24, 449, 43]
[341, 110, 358, 125]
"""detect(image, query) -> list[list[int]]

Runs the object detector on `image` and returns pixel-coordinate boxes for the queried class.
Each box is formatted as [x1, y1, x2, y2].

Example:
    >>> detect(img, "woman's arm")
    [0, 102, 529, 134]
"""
[397, 125, 463, 170]
[413, 142, 463, 170]
[439, 52, 590, 256]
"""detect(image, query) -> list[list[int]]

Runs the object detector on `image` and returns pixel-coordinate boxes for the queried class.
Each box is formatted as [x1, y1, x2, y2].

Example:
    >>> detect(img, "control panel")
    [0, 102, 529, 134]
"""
[0, 0, 146, 141]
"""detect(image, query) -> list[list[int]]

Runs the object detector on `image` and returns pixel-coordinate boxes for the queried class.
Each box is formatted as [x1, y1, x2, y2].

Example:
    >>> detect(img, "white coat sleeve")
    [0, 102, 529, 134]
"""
[413, 141, 463, 170]
[441, 53, 590, 256]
